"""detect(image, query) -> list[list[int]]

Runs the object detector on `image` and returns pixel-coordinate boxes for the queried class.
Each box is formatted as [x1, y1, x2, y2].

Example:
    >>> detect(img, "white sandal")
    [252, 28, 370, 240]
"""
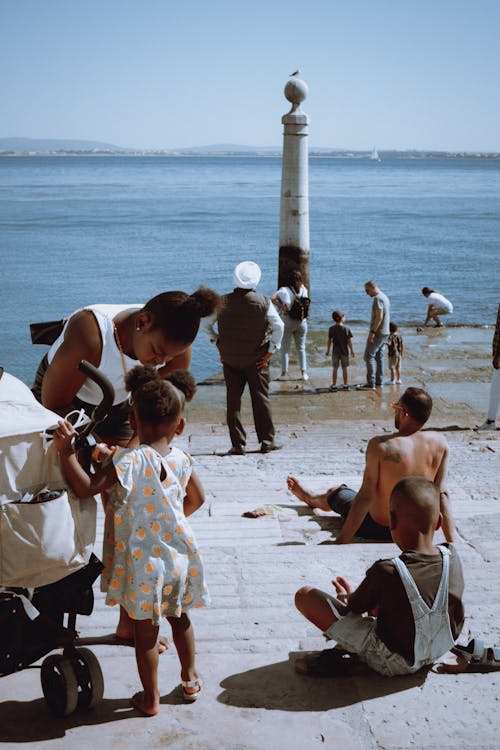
[182, 679, 202, 701]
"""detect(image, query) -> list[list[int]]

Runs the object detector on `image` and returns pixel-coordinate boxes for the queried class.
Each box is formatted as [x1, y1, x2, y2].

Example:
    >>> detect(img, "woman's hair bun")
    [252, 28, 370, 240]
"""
[188, 286, 222, 318]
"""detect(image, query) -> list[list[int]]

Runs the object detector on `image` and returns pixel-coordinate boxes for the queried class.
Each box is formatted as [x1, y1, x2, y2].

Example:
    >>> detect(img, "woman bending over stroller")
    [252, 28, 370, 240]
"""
[33, 287, 221, 446]
[33, 288, 219, 653]
[53, 365, 209, 714]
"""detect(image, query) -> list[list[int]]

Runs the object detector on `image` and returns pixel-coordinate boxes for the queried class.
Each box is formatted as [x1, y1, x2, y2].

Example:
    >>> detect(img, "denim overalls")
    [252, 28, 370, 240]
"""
[392, 545, 454, 669]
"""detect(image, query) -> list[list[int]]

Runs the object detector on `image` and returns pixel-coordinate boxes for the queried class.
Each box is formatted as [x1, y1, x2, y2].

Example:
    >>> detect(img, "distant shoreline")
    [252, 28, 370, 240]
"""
[1, 150, 499, 159]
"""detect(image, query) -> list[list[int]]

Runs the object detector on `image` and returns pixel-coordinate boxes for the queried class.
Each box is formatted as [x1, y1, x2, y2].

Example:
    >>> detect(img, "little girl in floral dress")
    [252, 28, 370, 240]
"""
[54, 365, 209, 715]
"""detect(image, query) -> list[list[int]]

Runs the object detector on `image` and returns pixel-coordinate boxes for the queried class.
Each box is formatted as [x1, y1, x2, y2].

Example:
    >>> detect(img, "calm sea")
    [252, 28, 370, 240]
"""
[1, 155, 499, 384]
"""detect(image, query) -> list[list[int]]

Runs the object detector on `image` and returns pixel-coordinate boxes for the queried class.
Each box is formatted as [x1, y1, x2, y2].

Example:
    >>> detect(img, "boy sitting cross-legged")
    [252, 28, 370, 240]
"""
[294, 476, 465, 677]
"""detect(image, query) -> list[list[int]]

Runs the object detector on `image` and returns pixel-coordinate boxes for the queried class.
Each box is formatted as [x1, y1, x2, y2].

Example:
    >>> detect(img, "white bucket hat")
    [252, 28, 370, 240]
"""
[233, 261, 262, 289]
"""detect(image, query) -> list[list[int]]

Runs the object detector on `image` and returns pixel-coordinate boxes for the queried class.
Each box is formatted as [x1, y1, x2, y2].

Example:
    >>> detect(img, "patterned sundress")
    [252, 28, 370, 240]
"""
[100, 445, 209, 623]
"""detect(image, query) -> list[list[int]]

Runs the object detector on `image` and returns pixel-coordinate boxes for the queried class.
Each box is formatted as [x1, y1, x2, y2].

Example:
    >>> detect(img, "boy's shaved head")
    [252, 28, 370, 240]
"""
[390, 477, 440, 534]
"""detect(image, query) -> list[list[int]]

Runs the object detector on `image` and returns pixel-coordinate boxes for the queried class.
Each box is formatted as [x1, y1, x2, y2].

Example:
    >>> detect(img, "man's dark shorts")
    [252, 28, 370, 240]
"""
[326, 484, 392, 542]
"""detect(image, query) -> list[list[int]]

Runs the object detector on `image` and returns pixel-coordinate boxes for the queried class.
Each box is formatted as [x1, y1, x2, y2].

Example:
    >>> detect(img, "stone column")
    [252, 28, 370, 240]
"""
[278, 73, 310, 290]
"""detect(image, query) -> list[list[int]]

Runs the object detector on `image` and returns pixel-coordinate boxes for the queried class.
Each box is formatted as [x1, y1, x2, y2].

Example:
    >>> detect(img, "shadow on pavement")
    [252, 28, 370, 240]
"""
[0, 696, 136, 742]
[0, 686, 183, 742]
[217, 654, 427, 712]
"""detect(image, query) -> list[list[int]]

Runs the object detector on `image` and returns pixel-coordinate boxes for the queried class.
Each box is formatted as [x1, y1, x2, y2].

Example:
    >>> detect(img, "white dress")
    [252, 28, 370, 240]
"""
[101, 445, 209, 623]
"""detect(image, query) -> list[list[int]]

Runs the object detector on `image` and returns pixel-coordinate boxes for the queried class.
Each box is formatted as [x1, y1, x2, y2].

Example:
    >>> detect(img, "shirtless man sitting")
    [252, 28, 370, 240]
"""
[287, 387, 457, 544]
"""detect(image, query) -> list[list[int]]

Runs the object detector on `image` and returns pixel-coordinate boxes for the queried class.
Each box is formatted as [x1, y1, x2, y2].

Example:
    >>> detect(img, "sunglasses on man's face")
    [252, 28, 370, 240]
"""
[391, 402, 407, 414]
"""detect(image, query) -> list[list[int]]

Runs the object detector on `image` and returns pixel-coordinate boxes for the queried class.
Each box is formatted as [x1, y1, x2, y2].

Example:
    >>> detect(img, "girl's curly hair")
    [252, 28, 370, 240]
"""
[125, 365, 196, 424]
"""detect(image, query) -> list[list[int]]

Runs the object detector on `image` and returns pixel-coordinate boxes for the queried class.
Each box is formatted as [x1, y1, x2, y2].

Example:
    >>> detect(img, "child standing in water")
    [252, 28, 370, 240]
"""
[386, 322, 404, 384]
[326, 310, 355, 390]
[54, 365, 209, 715]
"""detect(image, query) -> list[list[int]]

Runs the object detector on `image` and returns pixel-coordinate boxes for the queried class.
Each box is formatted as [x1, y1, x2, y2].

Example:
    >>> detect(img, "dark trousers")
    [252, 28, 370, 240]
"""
[222, 361, 275, 448]
[327, 484, 392, 541]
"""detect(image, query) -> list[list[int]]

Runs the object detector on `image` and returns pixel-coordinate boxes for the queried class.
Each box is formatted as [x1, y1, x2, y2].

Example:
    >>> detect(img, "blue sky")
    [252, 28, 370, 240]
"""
[1, 0, 499, 151]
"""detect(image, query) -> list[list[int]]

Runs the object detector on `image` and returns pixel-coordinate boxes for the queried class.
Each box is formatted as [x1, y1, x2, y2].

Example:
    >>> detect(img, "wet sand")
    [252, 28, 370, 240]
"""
[195, 323, 495, 426]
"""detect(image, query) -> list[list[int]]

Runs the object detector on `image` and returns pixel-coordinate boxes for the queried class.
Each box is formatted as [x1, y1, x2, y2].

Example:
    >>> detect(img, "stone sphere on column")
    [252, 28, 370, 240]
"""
[284, 77, 308, 106]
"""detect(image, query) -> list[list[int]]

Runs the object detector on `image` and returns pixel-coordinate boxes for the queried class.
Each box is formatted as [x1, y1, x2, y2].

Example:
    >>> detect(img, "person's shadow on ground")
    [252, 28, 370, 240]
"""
[0, 696, 133, 742]
[0, 686, 183, 743]
[217, 652, 428, 712]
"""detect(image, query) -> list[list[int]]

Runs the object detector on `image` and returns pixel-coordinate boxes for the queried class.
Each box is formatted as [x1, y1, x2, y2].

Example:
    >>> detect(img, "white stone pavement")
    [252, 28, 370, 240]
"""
[1, 412, 499, 749]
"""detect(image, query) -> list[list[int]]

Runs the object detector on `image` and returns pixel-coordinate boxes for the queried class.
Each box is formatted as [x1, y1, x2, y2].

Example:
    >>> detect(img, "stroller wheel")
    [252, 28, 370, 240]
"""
[73, 647, 104, 708]
[41, 654, 79, 717]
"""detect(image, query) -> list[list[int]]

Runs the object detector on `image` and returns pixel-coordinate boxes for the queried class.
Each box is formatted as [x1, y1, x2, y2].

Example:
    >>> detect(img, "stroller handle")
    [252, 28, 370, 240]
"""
[77, 360, 115, 434]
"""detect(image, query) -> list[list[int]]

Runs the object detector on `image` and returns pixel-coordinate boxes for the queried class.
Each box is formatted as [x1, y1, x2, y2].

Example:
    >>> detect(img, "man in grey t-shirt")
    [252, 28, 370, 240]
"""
[360, 280, 390, 389]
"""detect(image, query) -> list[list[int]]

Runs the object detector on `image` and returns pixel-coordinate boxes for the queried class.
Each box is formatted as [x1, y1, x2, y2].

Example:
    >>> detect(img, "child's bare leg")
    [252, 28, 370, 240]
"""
[168, 613, 200, 696]
[396, 363, 401, 381]
[116, 606, 134, 639]
[341, 365, 348, 385]
[286, 476, 335, 511]
[117, 606, 169, 653]
[332, 366, 338, 387]
[294, 587, 338, 631]
[131, 619, 160, 716]
[390, 366, 395, 382]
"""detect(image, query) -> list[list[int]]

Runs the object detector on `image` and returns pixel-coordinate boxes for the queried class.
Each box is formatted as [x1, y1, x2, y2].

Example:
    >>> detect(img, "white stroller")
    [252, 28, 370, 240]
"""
[0, 362, 113, 716]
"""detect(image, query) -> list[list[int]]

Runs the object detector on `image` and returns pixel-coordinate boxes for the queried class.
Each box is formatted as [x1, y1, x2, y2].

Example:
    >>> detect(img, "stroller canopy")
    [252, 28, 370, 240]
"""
[0, 370, 62, 503]
[0, 370, 60, 438]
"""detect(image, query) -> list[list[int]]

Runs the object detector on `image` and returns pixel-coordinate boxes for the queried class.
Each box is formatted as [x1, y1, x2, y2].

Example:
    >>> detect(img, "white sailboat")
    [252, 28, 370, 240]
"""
[370, 146, 381, 162]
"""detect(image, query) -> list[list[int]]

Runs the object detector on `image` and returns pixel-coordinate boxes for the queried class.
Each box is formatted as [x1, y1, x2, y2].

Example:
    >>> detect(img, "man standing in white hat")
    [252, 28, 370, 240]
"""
[203, 261, 284, 454]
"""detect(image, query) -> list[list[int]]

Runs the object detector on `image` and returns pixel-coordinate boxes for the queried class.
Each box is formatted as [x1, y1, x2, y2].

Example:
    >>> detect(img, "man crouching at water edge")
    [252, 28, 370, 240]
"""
[287, 387, 457, 544]
[294, 477, 464, 677]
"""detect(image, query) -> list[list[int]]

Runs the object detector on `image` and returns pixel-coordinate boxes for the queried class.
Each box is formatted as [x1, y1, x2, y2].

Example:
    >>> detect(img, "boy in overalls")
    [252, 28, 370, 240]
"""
[294, 476, 464, 677]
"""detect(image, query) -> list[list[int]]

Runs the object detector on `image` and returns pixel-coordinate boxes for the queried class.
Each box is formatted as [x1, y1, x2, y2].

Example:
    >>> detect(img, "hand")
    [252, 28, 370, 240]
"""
[92, 443, 115, 463]
[257, 352, 272, 370]
[332, 575, 352, 602]
[332, 534, 348, 545]
[53, 420, 77, 455]
[351, 352, 355, 358]
[367, 333, 375, 344]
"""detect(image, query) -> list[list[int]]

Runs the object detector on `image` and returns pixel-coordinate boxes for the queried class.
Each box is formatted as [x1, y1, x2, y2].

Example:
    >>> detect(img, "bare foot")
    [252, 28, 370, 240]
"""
[286, 476, 332, 511]
[115, 629, 169, 654]
[131, 690, 159, 716]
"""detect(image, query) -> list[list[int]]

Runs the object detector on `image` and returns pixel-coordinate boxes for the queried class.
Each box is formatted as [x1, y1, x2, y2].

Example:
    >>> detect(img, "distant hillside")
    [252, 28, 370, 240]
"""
[174, 143, 280, 154]
[0, 137, 126, 153]
[1, 138, 498, 158]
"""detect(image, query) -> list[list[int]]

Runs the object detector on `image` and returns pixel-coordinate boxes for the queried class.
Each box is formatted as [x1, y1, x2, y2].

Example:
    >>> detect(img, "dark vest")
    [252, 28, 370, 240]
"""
[217, 289, 270, 368]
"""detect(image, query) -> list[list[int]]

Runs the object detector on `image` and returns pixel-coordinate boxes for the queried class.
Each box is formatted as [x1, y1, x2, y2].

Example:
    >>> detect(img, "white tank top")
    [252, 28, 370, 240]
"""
[47, 304, 142, 405]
